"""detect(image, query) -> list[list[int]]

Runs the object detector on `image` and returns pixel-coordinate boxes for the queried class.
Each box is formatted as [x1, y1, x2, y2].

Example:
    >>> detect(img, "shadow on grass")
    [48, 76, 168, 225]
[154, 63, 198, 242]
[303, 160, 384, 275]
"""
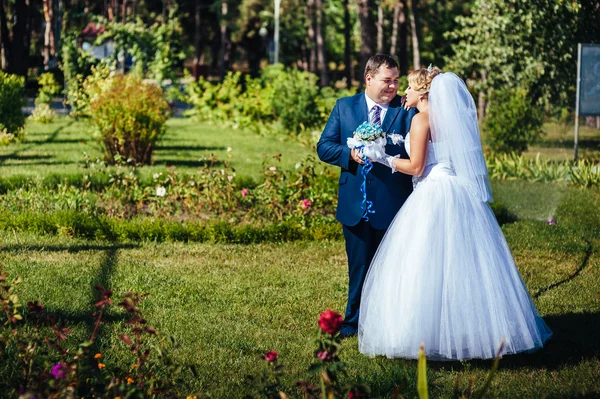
[153, 159, 225, 168]
[540, 138, 600, 149]
[0, 120, 76, 165]
[0, 243, 138, 253]
[157, 144, 227, 152]
[425, 311, 600, 373]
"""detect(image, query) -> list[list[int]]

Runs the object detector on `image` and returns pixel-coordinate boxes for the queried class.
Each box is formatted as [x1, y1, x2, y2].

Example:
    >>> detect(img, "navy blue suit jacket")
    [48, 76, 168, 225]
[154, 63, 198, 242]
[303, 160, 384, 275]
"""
[317, 93, 417, 230]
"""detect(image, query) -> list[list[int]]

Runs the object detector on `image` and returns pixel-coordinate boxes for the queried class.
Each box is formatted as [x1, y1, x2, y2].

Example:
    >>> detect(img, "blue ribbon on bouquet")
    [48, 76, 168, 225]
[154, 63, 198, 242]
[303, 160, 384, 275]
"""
[357, 145, 375, 221]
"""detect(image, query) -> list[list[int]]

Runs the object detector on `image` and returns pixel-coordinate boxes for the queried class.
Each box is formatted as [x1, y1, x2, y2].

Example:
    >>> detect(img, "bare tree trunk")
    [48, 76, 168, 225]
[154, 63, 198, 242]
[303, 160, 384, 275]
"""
[409, 0, 420, 69]
[376, 3, 383, 54]
[122, 0, 127, 21]
[478, 70, 487, 120]
[0, 0, 12, 71]
[315, 0, 328, 86]
[343, 0, 352, 88]
[390, 2, 399, 57]
[398, 0, 408, 74]
[42, 0, 55, 69]
[193, 0, 203, 80]
[306, 0, 316, 73]
[12, 0, 29, 76]
[358, 0, 376, 77]
[218, 1, 228, 80]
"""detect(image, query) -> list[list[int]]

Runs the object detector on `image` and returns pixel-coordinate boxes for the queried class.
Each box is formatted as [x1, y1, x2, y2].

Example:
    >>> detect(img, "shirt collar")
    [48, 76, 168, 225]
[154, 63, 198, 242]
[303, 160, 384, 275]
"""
[364, 92, 390, 112]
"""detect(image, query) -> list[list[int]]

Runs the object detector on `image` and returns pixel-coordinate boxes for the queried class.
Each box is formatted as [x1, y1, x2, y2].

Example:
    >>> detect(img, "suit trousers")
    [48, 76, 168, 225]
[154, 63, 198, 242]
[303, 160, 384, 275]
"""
[341, 219, 387, 334]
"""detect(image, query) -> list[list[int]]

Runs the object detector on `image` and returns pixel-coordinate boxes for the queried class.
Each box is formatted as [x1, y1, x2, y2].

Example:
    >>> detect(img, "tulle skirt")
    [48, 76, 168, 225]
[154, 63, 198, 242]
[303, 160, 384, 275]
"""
[358, 165, 552, 360]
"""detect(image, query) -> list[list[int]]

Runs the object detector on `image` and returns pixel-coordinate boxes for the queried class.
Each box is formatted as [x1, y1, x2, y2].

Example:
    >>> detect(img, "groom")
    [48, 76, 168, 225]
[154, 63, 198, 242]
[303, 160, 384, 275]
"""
[317, 54, 416, 338]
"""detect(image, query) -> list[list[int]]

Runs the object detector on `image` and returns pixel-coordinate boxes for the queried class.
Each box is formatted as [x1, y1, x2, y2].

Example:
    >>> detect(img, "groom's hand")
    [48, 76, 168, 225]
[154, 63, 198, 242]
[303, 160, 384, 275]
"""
[351, 149, 365, 165]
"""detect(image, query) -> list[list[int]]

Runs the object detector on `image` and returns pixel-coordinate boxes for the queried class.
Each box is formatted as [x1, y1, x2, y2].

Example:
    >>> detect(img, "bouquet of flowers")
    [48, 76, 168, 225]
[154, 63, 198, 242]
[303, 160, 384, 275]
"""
[346, 121, 388, 221]
[347, 121, 387, 161]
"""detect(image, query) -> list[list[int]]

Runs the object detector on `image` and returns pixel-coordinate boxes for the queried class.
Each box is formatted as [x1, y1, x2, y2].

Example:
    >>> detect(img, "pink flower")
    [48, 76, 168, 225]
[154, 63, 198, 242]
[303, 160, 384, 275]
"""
[348, 391, 363, 399]
[318, 309, 343, 335]
[269, 166, 277, 171]
[227, 175, 233, 182]
[316, 350, 331, 361]
[264, 350, 278, 362]
[301, 199, 312, 209]
[241, 188, 249, 197]
[51, 363, 68, 379]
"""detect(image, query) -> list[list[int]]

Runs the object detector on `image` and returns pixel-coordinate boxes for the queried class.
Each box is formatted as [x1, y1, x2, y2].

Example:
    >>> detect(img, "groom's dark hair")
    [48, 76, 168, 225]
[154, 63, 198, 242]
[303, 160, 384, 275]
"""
[364, 54, 399, 79]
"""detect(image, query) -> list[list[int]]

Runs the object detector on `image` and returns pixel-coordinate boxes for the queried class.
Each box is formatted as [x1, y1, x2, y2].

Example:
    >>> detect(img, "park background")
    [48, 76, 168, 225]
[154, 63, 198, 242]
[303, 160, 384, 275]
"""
[0, 0, 599, 398]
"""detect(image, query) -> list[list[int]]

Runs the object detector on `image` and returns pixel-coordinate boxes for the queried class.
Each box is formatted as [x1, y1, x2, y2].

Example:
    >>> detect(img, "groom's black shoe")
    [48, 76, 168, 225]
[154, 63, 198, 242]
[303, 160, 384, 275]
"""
[338, 328, 357, 339]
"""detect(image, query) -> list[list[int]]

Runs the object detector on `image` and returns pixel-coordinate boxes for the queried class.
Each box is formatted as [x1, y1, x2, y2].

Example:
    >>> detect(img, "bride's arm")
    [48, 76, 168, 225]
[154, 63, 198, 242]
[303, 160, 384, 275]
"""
[390, 113, 429, 177]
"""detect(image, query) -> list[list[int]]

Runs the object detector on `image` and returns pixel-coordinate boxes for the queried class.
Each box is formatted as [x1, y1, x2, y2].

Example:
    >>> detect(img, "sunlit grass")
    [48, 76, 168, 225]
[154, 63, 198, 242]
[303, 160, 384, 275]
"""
[1, 180, 598, 398]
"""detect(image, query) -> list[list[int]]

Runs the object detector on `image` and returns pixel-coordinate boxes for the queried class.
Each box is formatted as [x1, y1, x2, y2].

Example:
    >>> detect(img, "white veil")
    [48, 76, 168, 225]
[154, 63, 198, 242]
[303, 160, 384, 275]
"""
[428, 72, 493, 202]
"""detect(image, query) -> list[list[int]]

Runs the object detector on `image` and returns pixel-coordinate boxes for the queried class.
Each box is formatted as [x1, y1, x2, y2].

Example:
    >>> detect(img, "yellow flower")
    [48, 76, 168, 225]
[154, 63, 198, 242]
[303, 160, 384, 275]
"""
[131, 363, 138, 369]
[186, 396, 198, 399]
[97, 363, 106, 369]
[94, 353, 102, 359]
[126, 377, 135, 384]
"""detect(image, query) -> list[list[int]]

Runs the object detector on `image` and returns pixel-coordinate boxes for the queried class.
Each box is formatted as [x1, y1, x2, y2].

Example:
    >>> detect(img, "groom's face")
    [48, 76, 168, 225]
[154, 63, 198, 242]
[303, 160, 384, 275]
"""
[365, 66, 400, 105]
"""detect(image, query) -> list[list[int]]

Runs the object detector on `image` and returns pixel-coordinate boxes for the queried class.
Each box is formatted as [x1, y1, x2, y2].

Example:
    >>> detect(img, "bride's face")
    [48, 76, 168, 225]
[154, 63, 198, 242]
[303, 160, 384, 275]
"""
[365, 67, 399, 104]
[404, 85, 421, 108]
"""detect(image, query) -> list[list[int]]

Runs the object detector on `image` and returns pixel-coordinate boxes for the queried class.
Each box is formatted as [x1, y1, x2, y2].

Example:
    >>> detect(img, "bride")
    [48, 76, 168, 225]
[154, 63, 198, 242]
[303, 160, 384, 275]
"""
[358, 68, 552, 360]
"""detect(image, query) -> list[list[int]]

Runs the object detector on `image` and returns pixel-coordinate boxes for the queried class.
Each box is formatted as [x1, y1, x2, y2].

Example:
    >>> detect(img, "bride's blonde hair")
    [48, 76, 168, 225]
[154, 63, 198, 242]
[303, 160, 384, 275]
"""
[407, 66, 441, 96]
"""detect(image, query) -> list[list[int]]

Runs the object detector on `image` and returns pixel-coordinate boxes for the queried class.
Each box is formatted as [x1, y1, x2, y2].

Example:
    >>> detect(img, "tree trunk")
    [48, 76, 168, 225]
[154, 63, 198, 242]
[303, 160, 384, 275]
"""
[390, 2, 399, 57]
[376, 3, 383, 54]
[343, 0, 352, 88]
[478, 70, 487, 120]
[0, 0, 12, 71]
[315, 0, 328, 86]
[358, 0, 376, 76]
[398, 0, 408, 75]
[12, 0, 30, 76]
[218, 0, 228, 80]
[122, 0, 127, 21]
[192, 0, 204, 80]
[306, 0, 316, 73]
[409, 0, 420, 69]
[42, 0, 55, 69]
[55, 0, 63, 64]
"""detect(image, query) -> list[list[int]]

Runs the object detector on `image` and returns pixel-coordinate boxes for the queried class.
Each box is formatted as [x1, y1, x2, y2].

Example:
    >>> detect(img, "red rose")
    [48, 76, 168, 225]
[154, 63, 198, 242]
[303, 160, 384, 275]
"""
[347, 391, 362, 399]
[318, 309, 343, 335]
[264, 350, 278, 362]
[316, 350, 331, 361]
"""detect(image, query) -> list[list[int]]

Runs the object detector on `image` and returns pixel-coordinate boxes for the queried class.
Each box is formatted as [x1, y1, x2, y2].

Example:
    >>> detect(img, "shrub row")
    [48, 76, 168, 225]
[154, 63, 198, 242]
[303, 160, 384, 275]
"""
[0, 201, 521, 244]
[0, 210, 343, 243]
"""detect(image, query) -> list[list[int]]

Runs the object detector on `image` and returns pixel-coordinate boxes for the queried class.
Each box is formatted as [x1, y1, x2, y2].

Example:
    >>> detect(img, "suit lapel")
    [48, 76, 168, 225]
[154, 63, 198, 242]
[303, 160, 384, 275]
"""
[380, 95, 402, 133]
[353, 94, 369, 127]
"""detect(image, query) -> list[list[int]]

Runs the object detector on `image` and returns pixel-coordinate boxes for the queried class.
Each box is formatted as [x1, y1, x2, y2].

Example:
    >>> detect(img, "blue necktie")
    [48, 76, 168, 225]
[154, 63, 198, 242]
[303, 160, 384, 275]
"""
[372, 105, 382, 126]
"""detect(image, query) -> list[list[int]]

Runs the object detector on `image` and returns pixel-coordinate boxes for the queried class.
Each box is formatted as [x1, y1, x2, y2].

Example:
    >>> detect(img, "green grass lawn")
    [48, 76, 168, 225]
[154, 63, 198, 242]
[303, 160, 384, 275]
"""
[525, 122, 600, 161]
[0, 118, 599, 397]
[1, 180, 599, 398]
[0, 118, 316, 181]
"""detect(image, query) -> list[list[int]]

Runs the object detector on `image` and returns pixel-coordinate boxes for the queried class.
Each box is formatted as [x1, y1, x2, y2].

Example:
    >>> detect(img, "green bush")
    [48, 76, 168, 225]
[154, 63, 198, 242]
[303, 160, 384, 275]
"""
[87, 74, 169, 164]
[484, 87, 544, 154]
[269, 68, 320, 135]
[185, 66, 343, 137]
[0, 71, 26, 139]
[34, 72, 61, 106]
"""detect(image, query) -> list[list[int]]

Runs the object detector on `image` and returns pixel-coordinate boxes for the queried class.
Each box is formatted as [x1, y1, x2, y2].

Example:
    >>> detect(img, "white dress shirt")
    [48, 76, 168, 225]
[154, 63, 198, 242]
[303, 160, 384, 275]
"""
[365, 93, 389, 124]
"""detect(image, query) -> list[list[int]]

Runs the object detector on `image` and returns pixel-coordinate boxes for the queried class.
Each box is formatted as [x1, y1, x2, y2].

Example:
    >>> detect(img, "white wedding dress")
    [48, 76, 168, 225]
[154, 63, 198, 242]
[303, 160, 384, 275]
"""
[358, 133, 552, 360]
